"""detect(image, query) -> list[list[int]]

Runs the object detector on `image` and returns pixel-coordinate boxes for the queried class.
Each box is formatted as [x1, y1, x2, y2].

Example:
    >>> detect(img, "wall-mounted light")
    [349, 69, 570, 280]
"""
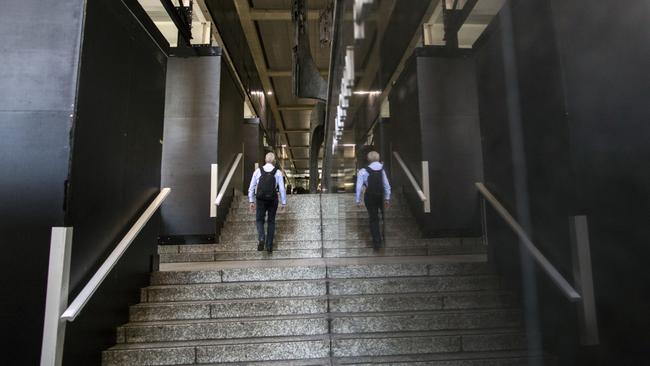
[267, 91, 273, 96]
[353, 90, 381, 95]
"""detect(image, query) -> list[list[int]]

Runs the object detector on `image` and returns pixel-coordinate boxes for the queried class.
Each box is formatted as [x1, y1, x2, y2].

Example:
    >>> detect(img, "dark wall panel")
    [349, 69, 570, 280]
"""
[62, 0, 167, 364]
[0, 1, 83, 364]
[387, 57, 424, 222]
[550, 0, 650, 362]
[161, 56, 221, 236]
[216, 60, 245, 222]
[416, 49, 483, 236]
[474, 0, 650, 363]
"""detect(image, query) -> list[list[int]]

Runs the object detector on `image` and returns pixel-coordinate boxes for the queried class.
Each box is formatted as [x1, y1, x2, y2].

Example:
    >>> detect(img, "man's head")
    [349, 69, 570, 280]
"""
[265, 152, 276, 164]
[367, 151, 380, 163]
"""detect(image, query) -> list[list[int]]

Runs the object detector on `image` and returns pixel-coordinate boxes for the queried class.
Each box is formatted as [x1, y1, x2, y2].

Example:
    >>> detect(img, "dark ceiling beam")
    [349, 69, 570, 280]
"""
[159, 0, 193, 45]
[283, 129, 311, 133]
[277, 104, 317, 111]
[268, 69, 328, 77]
[232, 0, 298, 171]
[249, 9, 358, 21]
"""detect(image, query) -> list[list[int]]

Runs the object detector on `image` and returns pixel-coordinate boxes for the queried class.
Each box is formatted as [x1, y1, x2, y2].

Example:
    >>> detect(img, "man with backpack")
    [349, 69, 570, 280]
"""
[248, 152, 287, 253]
[355, 151, 392, 250]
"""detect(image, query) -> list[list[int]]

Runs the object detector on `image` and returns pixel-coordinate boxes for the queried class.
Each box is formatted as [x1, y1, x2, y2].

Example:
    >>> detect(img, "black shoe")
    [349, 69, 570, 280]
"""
[267, 242, 273, 253]
[257, 240, 265, 251]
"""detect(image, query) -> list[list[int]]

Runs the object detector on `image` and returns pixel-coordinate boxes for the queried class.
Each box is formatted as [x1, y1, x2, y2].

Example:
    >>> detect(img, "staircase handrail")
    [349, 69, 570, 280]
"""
[61, 187, 171, 321]
[475, 182, 580, 301]
[215, 152, 243, 206]
[392, 151, 431, 212]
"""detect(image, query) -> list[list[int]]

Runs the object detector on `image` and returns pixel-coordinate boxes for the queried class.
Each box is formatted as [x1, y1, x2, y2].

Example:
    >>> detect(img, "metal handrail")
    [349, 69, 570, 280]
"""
[392, 151, 427, 202]
[61, 187, 171, 321]
[215, 153, 243, 206]
[475, 182, 581, 301]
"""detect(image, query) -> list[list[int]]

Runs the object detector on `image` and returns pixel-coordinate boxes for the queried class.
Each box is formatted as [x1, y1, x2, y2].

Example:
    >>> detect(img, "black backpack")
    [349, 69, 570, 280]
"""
[256, 167, 278, 201]
[365, 165, 384, 196]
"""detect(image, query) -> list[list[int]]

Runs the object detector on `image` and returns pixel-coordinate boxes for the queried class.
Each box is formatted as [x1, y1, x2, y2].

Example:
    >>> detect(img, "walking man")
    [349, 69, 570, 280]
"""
[355, 151, 391, 250]
[248, 152, 287, 253]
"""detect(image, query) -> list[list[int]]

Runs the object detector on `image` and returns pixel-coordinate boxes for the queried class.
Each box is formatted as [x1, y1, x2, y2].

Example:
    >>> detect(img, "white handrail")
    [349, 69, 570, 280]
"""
[61, 187, 171, 321]
[392, 152, 430, 212]
[392, 151, 426, 201]
[215, 153, 243, 206]
[475, 182, 581, 301]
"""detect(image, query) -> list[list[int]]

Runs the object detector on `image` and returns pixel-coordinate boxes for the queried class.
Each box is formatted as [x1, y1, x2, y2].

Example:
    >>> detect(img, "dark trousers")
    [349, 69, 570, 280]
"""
[364, 193, 384, 246]
[256, 198, 278, 248]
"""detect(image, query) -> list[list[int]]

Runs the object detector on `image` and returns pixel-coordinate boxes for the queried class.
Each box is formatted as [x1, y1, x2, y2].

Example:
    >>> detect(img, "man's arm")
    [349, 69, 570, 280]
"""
[355, 169, 366, 204]
[276, 171, 287, 205]
[382, 170, 391, 201]
[248, 169, 260, 203]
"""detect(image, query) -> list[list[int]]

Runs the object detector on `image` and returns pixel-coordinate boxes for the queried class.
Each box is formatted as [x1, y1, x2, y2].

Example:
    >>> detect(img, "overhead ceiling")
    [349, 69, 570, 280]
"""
[136, 0, 505, 184]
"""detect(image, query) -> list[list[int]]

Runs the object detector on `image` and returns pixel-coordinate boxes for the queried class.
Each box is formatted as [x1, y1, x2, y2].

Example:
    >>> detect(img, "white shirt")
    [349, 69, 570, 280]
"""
[247, 163, 287, 205]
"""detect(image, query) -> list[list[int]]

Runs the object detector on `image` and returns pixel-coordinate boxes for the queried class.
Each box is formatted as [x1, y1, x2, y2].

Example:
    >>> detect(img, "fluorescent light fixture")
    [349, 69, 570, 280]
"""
[267, 91, 273, 95]
[353, 90, 381, 95]
[344, 182, 355, 187]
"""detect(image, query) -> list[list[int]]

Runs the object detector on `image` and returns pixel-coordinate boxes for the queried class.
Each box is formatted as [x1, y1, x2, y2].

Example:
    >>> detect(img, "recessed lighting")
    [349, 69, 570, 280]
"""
[267, 91, 273, 96]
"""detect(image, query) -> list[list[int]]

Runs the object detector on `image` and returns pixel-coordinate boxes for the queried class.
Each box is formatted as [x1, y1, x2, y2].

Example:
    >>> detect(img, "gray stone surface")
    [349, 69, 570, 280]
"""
[328, 263, 428, 278]
[329, 276, 501, 295]
[150, 270, 221, 285]
[442, 292, 520, 310]
[461, 332, 528, 352]
[102, 347, 195, 366]
[428, 262, 490, 276]
[130, 303, 211, 322]
[330, 294, 444, 313]
[324, 247, 429, 258]
[159, 252, 214, 263]
[143, 280, 327, 302]
[332, 334, 461, 357]
[196, 339, 330, 363]
[331, 310, 522, 334]
[210, 297, 327, 318]
[122, 316, 328, 343]
[221, 265, 326, 282]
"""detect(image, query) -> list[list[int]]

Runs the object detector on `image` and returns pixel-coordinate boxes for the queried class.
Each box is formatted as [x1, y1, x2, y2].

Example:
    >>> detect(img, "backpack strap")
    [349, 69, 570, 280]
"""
[271, 167, 278, 175]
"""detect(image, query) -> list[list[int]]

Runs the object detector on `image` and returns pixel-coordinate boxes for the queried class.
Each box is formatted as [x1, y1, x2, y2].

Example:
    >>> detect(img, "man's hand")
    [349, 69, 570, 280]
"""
[249, 202, 255, 213]
[384, 200, 390, 209]
[279, 204, 287, 212]
[357, 201, 363, 208]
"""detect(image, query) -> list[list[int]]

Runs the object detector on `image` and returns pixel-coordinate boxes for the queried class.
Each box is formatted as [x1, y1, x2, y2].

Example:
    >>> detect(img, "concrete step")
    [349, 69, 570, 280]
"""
[330, 309, 523, 334]
[151, 260, 491, 285]
[219, 231, 422, 242]
[329, 275, 501, 296]
[333, 350, 541, 365]
[329, 291, 519, 313]
[158, 238, 483, 257]
[220, 222, 420, 235]
[330, 329, 528, 358]
[159, 249, 323, 263]
[117, 315, 329, 343]
[227, 210, 412, 221]
[129, 290, 519, 322]
[103, 335, 331, 365]
[129, 297, 329, 322]
[141, 280, 327, 302]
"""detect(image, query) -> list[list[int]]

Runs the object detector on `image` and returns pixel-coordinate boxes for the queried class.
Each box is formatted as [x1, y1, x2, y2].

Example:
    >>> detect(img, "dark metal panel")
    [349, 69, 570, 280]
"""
[62, 0, 168, 363]
[161, 56, 221, 236]
[0, 0, 82, 364]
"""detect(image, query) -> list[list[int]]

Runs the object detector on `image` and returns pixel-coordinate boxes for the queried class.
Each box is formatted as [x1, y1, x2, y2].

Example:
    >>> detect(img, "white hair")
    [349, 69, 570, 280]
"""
[367, 151, 380, 162]
[265, 152, 276, 164]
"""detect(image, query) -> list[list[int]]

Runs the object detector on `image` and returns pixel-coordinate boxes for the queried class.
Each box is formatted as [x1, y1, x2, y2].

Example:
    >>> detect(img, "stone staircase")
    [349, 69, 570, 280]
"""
[103, 193, 543, 365]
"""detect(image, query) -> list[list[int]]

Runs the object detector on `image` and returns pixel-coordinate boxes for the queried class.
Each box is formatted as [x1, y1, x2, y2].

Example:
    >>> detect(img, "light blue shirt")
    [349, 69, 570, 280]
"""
[355, 161, 391, 203]
[248, 163, 287, 205]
